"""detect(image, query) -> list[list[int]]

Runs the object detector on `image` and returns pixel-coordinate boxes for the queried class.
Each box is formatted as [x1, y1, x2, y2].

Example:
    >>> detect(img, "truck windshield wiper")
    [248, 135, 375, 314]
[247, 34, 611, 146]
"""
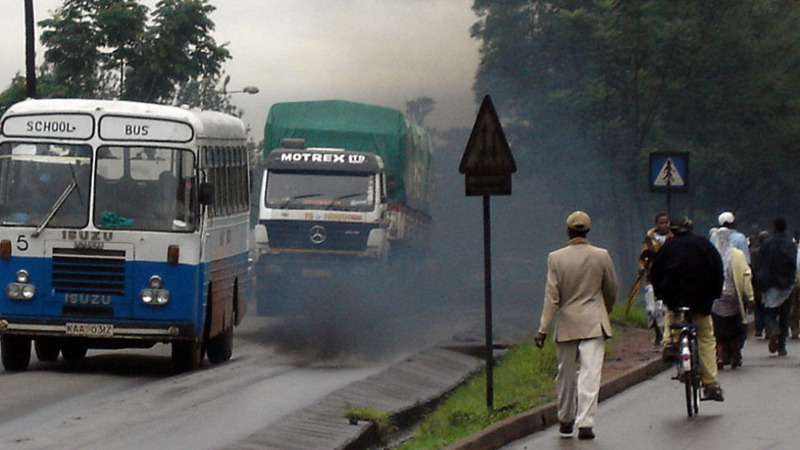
[325, 193, 364, 210]
[279, 193, 322, 209]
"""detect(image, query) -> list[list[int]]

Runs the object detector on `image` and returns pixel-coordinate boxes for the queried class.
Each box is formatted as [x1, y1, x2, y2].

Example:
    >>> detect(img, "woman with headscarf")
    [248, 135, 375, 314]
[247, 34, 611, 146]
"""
[711, 227, 754, 368]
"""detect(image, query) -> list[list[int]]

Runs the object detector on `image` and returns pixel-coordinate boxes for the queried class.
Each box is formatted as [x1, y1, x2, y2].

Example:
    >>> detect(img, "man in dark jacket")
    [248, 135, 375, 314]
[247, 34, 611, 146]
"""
[650, 216, 725, 401]
[753, 217, 797, 356]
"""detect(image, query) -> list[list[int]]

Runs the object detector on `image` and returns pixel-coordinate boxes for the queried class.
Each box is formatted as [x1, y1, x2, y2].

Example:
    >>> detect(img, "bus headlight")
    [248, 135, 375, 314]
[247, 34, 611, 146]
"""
[21, 284, 35, 299]
[16, 270, 29, 283]
[6, 270, 35, 300]
[6, 283, 35, 300]
[140, 289, 170, 305]
[141, 276, 169, 305]
[6, 283, 21, 299]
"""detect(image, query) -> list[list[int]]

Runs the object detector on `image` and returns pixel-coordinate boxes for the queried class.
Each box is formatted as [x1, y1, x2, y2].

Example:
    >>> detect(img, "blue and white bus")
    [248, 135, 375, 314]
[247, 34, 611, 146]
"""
[0, 99, 252, 372]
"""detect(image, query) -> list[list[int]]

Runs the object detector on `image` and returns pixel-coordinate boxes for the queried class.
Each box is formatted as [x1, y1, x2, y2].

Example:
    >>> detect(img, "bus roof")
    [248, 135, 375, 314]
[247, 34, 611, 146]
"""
[1, 98, 247, 141]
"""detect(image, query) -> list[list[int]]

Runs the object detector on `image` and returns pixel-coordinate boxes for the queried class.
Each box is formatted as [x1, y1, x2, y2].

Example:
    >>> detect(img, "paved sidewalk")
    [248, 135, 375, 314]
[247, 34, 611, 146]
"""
[498, 333, 797, 449]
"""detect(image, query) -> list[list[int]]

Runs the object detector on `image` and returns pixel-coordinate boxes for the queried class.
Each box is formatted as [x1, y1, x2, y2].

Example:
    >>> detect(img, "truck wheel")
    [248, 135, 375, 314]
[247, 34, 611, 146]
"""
[207, 327, 233, 364]
[172, 338, 204, 372]
[1, 335, 31, 372]
[35, 338, 60, 362]
[61, 340, 88, 362]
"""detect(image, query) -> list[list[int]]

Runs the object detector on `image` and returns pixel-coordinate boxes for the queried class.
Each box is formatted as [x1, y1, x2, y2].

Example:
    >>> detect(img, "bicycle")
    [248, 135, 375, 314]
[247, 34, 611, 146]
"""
[667, 307, 702, 417]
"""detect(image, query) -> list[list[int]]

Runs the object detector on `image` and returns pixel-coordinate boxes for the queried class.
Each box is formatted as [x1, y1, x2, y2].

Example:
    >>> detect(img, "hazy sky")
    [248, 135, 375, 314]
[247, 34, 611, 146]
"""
[0, 0, 482, 141]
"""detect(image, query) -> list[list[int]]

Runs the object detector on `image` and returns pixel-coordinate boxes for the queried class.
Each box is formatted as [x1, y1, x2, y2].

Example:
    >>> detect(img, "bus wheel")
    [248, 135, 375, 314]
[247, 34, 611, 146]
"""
[35, 339, 61, 362]
[1, 335, 31, 372]
[172, 338, 204, 372]
[207, 327, 233, 364]
[61, 340, 88, 362]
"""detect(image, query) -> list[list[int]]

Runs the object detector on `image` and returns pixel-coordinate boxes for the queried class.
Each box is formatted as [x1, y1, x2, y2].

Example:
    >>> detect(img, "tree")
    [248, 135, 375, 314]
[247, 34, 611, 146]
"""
[470, 0, 800, 281]
[124, 0, 230, 105]
[405, 97, 436, 127]
[2, 0, 232, 111]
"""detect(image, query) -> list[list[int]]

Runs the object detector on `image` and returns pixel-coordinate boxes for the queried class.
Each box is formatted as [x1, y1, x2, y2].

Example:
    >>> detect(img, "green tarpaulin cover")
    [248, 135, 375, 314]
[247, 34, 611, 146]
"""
[263, 100, 433, 214]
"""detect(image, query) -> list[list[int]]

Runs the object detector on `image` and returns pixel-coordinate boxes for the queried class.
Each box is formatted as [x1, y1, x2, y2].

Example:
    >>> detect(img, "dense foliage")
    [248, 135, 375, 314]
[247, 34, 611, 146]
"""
[2, 0, 238, 114]
[470, 0, 800, 267]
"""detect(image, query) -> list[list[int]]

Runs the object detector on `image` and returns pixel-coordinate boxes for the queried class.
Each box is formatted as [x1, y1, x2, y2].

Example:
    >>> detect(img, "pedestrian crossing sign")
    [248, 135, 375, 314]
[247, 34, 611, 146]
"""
[649, 152, 689, 192]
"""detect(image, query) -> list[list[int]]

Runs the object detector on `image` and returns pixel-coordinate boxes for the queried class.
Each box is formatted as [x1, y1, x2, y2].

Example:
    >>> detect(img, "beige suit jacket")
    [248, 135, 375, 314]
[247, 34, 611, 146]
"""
[538, 238, 619, 342]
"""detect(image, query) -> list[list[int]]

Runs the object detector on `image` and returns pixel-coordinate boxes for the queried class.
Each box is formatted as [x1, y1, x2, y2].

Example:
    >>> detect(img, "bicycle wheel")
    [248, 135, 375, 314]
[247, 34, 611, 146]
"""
[690, 334, 701, 415]
[684, 377, 693, 417]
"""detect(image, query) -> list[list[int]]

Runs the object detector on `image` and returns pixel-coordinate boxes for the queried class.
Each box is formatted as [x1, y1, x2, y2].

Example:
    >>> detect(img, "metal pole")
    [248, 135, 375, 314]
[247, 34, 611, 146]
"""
[483, 194, 494, 410]
[25, 0, 36, 98]
[666, 177, 672, 218]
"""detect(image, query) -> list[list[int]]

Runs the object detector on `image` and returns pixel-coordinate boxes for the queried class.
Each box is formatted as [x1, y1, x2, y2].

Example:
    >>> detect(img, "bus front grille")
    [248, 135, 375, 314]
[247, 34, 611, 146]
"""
[52, 248, 126, 296]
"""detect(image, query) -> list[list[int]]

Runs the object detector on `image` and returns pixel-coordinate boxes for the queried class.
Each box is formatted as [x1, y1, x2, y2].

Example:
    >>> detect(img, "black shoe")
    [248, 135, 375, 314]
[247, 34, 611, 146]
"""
[778, 349, 788, 356]
[578, 427, 595, 440]
[662, 345, 678, 363]
[559, 421, 574, 438]
[768, 333, 779, 353]
[703, 386, 725, 402]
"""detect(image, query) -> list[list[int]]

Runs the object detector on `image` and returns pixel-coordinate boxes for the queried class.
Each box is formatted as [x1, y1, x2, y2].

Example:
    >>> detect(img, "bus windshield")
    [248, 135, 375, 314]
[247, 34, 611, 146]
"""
[94, 146, 197, 232]
[265, 171, 375, 212]
[0, 142, 92, 227]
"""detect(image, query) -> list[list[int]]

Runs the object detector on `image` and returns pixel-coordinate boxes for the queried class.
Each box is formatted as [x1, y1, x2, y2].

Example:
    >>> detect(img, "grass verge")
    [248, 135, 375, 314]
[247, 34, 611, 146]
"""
[393, 304, 647, 449]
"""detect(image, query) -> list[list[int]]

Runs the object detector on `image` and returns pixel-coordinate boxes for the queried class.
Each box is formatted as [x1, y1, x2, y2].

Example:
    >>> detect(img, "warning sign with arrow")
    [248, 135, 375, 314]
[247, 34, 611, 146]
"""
[649, 152, 689, 192]
[459, 95, 517, 196]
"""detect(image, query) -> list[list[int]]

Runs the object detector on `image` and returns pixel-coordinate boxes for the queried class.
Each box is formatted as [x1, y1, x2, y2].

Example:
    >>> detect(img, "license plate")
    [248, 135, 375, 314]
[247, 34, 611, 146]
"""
[65, 322, 114, 337]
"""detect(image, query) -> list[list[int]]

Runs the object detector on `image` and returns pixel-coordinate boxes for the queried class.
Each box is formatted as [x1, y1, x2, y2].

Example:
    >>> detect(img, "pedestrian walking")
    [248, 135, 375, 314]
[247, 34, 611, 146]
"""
[650, 216, 725, 401]
[753, 217, 797, 356]
[711, 227, 753, 369]
[787, 233, 800, 340]
[535, 211, 618, 441]
[638, 212, 672, 346]
[712, 211, 751, 264]
[749, 228, 769, 338]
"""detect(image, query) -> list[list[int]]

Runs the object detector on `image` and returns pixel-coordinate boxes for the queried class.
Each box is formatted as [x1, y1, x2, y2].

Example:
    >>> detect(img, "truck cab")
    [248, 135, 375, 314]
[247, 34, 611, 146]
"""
[254, 140, 390, 271]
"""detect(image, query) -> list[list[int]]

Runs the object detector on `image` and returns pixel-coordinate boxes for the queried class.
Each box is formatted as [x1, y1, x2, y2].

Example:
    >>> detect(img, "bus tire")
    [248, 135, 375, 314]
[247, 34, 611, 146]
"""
[207, 327, 233, 364]
[1, 335, 31, 372]
[61, 340, 88, 362]
[172, 338, 204, 372]
[34, 338, 60, 362]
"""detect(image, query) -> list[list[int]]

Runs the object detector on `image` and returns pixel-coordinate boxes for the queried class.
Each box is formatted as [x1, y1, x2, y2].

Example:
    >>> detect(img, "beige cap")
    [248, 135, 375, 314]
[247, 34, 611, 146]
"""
[566, 211, 591, 231]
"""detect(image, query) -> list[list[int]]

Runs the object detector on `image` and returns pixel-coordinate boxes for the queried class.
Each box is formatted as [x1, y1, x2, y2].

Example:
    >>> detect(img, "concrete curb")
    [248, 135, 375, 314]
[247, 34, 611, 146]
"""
[443, 357, 670, 450]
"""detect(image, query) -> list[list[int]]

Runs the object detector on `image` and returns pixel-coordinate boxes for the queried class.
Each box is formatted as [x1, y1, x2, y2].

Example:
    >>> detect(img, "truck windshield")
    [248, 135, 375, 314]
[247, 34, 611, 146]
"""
[94, 146, 197, 232]
[265, 172, 374, 212]
[0, 142, 92, 228]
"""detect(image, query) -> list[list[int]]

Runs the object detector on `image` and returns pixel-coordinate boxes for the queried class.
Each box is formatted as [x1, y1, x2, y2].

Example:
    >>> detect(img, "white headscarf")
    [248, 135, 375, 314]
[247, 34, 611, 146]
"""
[714, 227, 733, 274]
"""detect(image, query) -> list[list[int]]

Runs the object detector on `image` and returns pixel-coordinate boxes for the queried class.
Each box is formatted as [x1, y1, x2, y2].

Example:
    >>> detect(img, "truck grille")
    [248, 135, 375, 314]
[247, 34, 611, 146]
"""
[52, 248, 126, 296]
[265, 220, 375, 251]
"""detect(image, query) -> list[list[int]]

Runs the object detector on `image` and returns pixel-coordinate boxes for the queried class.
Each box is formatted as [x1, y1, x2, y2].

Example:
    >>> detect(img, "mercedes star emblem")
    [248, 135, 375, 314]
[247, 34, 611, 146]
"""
[309, 225, 327, 244]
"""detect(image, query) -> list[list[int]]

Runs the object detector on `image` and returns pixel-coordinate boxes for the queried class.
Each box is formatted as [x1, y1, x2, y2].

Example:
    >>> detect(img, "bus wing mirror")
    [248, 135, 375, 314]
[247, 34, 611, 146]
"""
[199, 182, 214, 205]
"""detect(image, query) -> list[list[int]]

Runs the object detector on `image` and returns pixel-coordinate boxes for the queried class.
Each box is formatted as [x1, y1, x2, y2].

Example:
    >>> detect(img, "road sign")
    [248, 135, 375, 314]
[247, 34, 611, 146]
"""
[649, 152, 689, 192]
[459, 95, 516, 196]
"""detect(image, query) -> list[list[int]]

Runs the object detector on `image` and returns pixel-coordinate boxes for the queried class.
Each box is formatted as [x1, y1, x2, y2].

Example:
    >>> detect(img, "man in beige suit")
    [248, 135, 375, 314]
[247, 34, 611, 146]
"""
[535, 211, 618, 440]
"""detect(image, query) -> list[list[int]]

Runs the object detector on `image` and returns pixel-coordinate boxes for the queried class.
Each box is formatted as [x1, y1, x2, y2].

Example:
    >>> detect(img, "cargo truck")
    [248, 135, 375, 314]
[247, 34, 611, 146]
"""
[253, 100, 434, 315]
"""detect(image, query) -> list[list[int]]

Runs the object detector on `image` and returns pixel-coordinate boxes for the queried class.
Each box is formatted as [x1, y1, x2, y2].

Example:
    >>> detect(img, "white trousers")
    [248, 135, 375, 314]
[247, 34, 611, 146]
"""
[556, 337, 605, 428]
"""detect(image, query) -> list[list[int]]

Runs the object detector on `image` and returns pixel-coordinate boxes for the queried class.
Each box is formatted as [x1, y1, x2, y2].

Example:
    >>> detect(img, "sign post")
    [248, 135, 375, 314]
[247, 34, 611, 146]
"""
[459, 95, 516, 410]
[649, 152, 689, 217]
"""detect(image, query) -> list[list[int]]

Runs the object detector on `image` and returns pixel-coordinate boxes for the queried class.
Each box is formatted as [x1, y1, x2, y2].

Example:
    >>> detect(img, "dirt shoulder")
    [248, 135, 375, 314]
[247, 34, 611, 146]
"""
[603, 323, 660, 379]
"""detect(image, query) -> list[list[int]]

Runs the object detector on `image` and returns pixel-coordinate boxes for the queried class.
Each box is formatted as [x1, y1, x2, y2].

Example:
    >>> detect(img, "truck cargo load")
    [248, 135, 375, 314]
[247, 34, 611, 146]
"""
[262, 100, 434, 215]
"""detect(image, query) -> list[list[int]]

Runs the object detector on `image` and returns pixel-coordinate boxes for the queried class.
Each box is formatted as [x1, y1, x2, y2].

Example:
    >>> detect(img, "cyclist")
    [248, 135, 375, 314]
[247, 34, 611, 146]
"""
[649, 216, 725, 402]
